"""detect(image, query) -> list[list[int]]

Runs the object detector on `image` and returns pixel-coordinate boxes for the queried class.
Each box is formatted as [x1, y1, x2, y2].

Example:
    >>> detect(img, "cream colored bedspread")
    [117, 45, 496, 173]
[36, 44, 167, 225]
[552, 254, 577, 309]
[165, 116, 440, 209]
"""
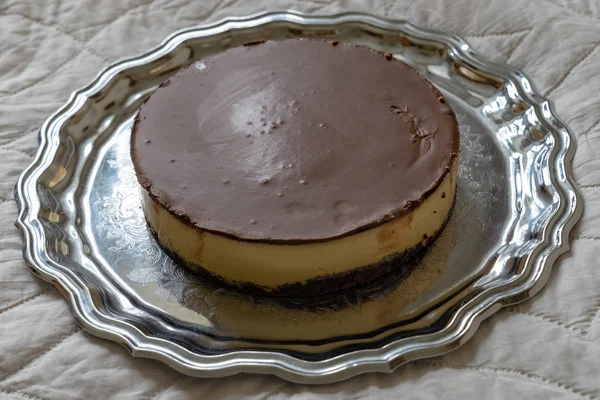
[1, 0, 599, 398]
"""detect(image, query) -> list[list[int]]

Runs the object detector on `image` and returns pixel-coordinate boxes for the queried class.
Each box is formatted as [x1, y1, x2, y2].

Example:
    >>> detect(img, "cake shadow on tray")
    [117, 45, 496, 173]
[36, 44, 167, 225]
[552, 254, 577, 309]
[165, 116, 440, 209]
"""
[154, 234, 429, 312]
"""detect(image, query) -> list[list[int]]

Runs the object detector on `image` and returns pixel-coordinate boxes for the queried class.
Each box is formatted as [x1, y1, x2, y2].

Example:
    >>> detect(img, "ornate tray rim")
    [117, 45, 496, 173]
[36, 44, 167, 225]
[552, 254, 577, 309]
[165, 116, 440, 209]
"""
[14, 10, 582, 384]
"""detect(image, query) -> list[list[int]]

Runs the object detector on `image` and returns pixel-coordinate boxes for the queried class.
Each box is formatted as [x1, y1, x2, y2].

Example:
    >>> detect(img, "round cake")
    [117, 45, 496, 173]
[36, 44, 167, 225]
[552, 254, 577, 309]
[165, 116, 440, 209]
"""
[131, 39, 460, 296]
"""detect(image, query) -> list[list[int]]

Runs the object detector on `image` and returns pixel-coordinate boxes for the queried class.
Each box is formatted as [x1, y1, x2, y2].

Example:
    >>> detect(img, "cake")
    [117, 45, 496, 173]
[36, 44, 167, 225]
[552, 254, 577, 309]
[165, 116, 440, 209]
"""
[131, 39, 460, 297]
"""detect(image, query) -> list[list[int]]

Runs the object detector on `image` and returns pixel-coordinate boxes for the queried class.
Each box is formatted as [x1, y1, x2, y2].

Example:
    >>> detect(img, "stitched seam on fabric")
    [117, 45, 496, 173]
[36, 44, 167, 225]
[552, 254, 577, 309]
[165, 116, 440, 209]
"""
[463, 28, 532, 38]
[145, 387, 169, 400]
[546, 44, 599, 97]
[145, 376, 180, 400]
[0, 52, 80, 99]
[579, 116, 600, 154]
[86, 0, 154, 45]
[415, 360, 597, 399]
[144, 379, 174, 400]
[0, 146, 35, 159]
[0, 389, 48, 400]
[0, 144, 37, 158]
[503, 307, 585, 335]
[5, 12, 111, 63]
[462, 28, 533, 63]
[0, 126, 42, 156]
[300, 0, 331, 5]
[506, 29, 532, 63]
[184, 0, 242, 26]
[382, 0, 394, 17]
[583, 297, 600, 336]
[586, 117, 600, 136]
[191, 0, 232, 24]
[538, 0, 596, 20]
[577, 129, 600, 161]
[575, 236, 600, 241]
[0, 291, 50, 316]
[0, 329, 79, 383]
[0, 131, 28, 146]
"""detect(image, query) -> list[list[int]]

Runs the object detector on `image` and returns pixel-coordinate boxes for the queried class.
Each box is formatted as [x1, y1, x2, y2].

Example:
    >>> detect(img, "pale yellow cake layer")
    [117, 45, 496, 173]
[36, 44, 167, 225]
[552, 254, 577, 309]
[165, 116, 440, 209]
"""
[143, 162, 457, 290]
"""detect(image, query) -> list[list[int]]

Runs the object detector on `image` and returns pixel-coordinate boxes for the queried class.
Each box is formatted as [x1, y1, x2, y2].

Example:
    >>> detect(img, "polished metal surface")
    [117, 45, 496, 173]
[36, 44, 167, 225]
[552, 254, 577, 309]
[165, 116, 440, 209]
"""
[14, 11, 582, 384]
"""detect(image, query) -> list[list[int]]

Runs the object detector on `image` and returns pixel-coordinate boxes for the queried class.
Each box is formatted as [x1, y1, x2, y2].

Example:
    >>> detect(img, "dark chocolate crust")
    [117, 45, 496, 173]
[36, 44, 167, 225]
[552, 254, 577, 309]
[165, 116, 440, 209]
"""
[131, 39, 460, 244]
[147, 197, 455, 298]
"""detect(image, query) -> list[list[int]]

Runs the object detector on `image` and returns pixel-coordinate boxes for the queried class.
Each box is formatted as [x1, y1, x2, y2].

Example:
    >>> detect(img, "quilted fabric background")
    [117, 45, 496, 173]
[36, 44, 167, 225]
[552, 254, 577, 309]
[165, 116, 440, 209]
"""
[1, 0, 599, 398]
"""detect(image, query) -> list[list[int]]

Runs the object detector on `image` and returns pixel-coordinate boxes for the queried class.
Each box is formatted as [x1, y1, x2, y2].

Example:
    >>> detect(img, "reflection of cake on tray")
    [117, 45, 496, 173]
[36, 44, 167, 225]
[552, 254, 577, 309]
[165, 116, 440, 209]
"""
[154, 228, 454, 341]
[130, 39, 460, 297]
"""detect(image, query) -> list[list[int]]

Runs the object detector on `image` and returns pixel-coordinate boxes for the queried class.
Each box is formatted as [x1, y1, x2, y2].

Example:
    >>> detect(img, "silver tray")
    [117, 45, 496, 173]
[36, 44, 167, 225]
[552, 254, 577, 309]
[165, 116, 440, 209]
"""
[14, 11, 582, 384]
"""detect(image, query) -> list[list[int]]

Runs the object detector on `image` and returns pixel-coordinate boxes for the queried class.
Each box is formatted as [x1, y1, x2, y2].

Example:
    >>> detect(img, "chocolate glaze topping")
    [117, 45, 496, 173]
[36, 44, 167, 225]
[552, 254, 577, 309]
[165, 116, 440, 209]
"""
[131, 40, 459, 242]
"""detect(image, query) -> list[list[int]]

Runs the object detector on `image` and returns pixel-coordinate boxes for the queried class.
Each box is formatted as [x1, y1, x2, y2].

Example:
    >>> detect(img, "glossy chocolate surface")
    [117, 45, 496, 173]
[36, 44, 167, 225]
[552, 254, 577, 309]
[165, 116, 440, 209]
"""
[131, 40, 459, 241]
